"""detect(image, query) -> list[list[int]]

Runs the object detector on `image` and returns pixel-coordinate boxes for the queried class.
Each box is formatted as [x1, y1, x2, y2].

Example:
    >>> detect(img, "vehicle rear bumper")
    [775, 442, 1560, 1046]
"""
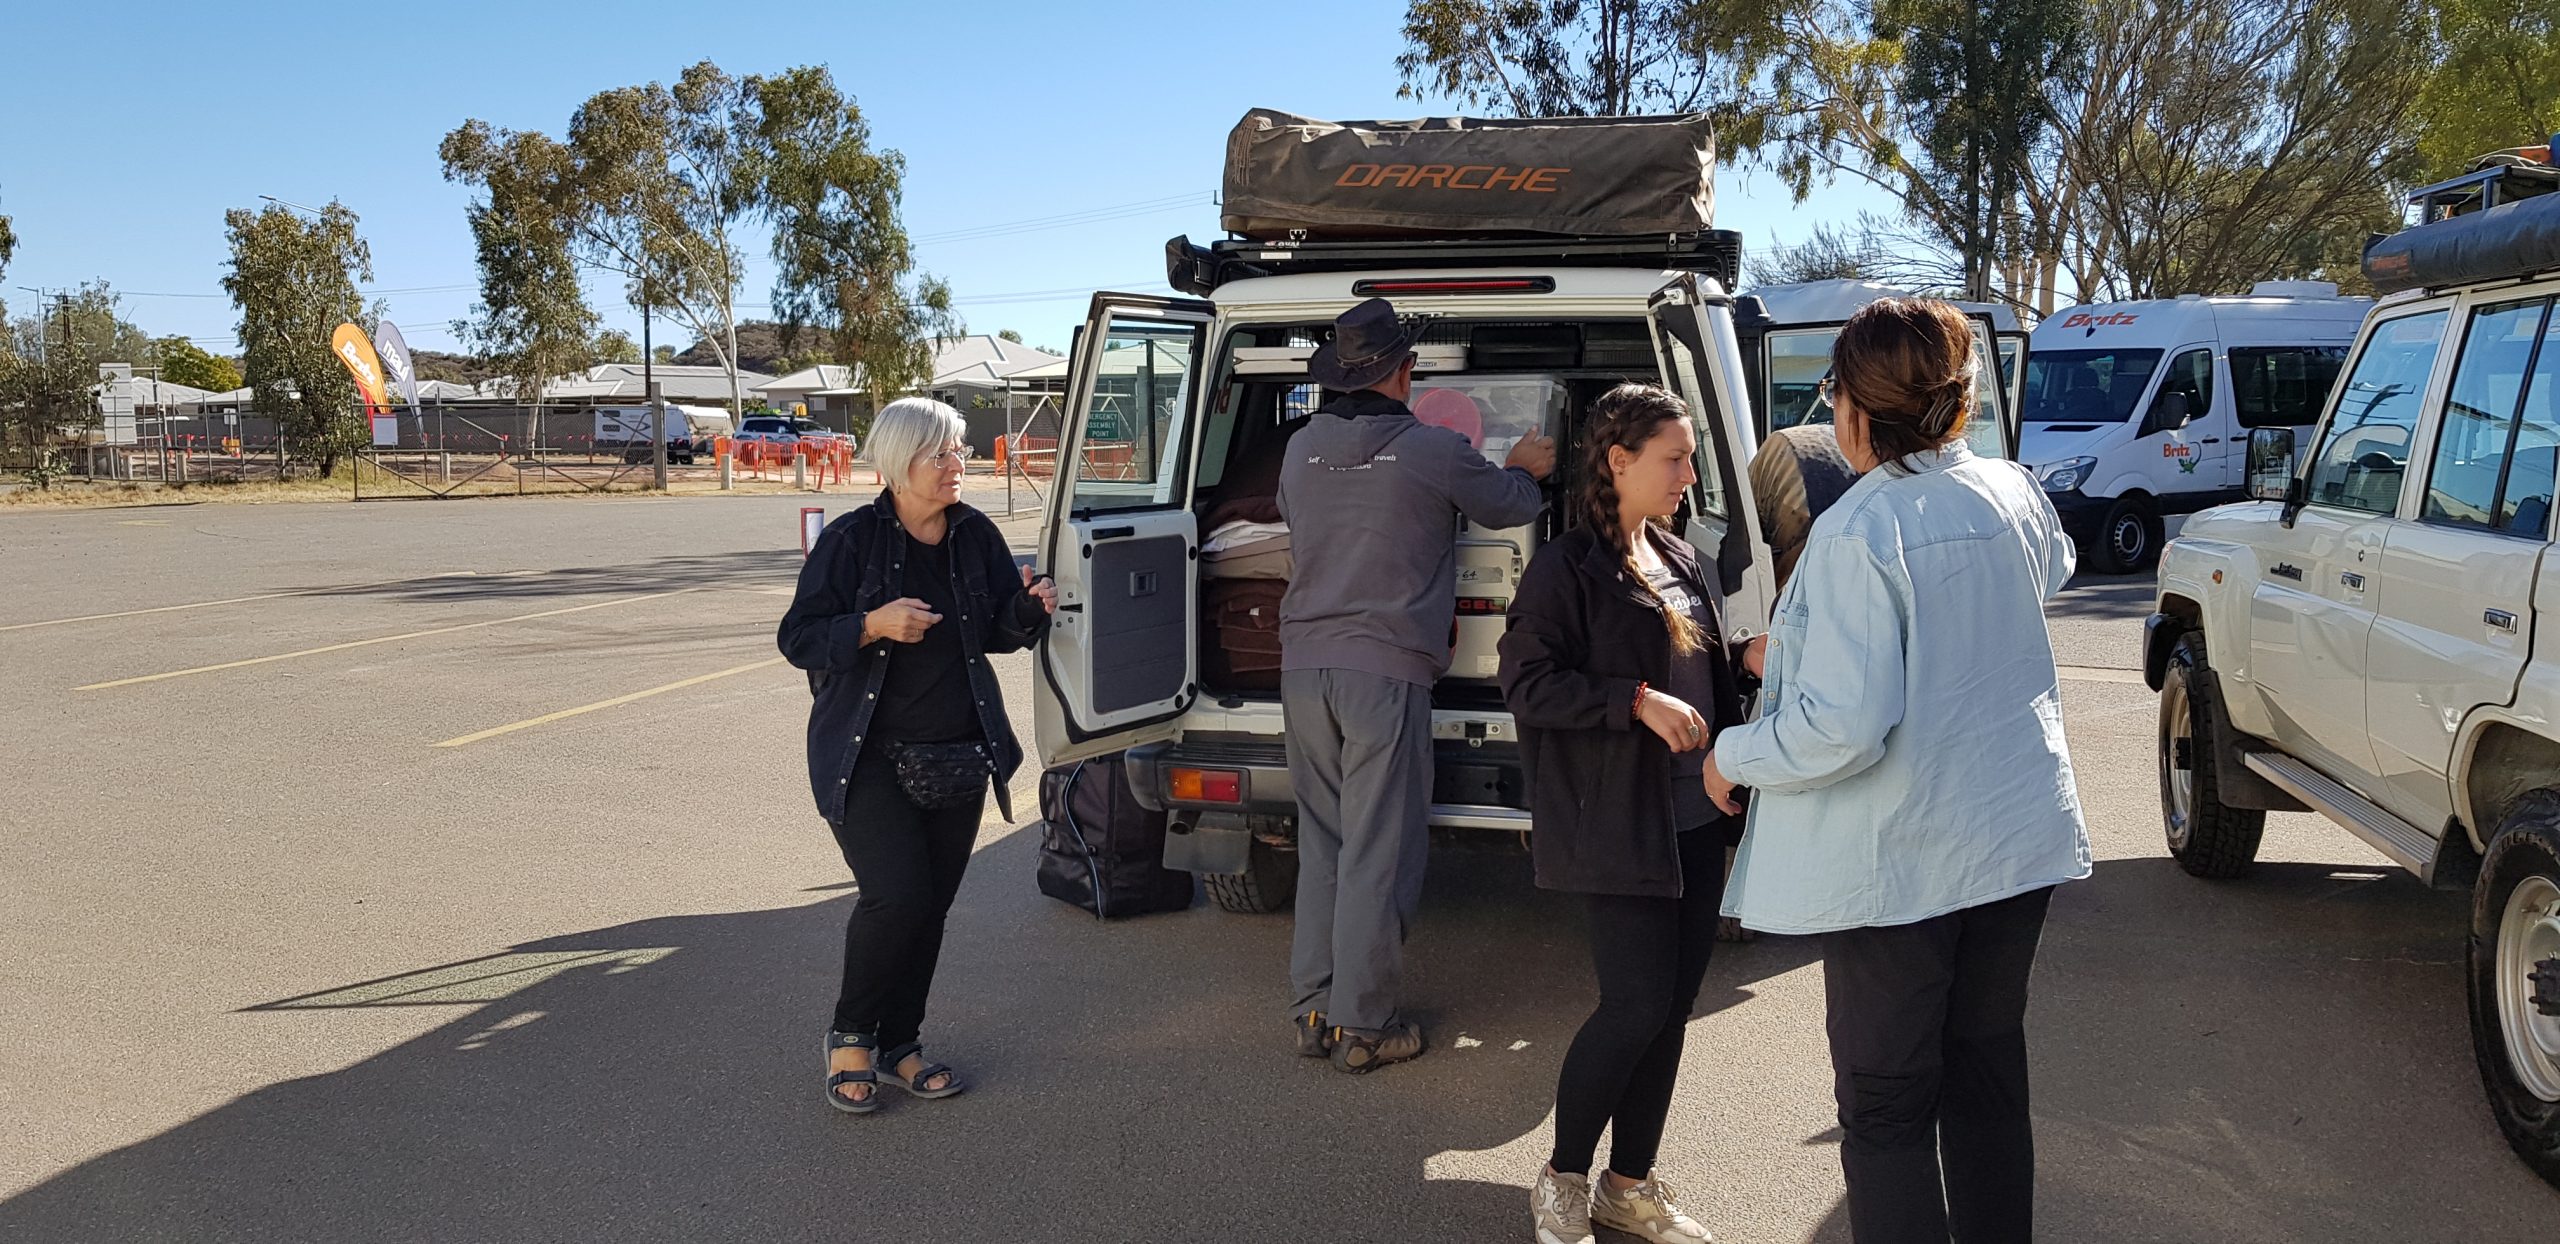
[1126, 733, 1532, 830]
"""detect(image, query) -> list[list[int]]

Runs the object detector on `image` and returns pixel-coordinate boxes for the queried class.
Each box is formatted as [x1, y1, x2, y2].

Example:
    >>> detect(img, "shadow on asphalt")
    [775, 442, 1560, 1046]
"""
[6, 833, 2552, 1241]
[304, 550, 809, 605]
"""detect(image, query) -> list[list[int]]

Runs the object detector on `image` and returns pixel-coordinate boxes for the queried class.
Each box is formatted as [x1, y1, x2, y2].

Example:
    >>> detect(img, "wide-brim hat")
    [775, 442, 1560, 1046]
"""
[1310, 297, 1421, 391]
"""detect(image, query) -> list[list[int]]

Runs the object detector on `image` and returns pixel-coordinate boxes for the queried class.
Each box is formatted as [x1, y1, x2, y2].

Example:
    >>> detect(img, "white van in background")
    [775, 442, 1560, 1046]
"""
[2022, 281, 2367, 572]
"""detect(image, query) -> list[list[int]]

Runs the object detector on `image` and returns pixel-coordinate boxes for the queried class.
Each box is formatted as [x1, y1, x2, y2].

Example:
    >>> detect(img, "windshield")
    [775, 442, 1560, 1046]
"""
[2022, 348, 2163, 423]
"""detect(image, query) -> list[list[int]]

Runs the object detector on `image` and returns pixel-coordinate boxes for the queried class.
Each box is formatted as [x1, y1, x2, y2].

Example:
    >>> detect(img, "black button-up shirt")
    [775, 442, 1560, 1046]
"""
[777, 491, 1050, 824]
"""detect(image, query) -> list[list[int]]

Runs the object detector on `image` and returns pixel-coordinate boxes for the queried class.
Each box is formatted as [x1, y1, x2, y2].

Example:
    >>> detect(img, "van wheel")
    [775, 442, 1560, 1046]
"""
[2092, 495, 2163, 574]
[2468, 790, 2560, 1187]
[1204, 838, 1298, 914]
[2159, 632, 2265, 878]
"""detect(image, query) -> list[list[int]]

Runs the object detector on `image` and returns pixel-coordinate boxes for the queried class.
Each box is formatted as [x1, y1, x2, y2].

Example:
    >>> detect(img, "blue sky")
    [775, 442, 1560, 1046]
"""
[0, 0, 1898, 362]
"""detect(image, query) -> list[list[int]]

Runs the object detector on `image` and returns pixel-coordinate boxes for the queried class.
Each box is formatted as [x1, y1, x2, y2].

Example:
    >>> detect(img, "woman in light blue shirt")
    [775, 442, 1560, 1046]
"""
[1703, 299, 2089, 1244]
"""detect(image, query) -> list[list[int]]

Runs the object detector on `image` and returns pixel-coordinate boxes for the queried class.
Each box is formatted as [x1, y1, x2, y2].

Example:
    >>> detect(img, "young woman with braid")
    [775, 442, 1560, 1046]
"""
[1499, 383, 1752, 1244]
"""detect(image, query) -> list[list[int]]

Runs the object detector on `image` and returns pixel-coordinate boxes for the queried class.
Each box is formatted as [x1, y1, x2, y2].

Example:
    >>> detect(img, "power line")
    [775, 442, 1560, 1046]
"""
[912, 192, 1214, 246]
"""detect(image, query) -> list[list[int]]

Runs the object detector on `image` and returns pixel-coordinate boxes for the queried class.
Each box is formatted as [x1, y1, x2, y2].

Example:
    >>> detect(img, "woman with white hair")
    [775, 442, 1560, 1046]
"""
[778, 397, 1056, 1114]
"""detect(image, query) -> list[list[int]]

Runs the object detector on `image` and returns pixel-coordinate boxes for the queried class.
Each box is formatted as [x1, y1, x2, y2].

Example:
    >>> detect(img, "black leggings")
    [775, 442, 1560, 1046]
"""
[828, 760, 984, 1052]
[1549, 829, 1725, 1180]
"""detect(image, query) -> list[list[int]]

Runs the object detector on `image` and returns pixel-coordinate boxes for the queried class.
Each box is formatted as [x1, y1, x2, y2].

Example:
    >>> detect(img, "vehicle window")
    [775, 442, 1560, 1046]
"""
[2424, 298, 2560, 535]
[2231, 346, 2347, 429]
[2306, 310, 2449, 516]
[790, 418, 825, 435]
[1763, 328, 1837, 432]
[1654, 323, 1730, 519]
[1962, 320, 2009, 461]
[2144, 348, 2213, 429]
[2021, 348, 2163, 422]
[1069, 316, 1204, 512]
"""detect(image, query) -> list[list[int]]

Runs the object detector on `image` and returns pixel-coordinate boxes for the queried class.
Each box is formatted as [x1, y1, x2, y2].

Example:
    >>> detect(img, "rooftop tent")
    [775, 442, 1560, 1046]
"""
[2367, 171, 2560, 294]
[1220, 109, 1715, 240]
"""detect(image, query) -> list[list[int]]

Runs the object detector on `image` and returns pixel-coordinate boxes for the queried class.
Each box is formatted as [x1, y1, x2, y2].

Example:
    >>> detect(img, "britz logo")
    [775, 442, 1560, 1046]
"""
[2061, 312, 2139, 330]
[2162, 443, 2195, 458]
[1334, 164, 1568, 192]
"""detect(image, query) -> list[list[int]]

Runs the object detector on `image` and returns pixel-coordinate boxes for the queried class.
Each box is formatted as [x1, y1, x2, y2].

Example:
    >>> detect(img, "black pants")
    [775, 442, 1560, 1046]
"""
[828, 760, 984, 1051]
[1549, 829, 1725, 1180]
[1822, 886, 2054, 1244]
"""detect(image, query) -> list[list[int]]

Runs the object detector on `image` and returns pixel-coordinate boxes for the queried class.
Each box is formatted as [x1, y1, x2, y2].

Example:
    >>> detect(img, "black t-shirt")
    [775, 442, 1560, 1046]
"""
[1644, 560, 1725, 834]
[873, 533, 979, 746]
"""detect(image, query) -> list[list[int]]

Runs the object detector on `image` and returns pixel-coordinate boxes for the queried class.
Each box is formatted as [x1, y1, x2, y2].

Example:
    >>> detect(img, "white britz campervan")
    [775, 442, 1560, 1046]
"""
[2021, 282, 2368, 572]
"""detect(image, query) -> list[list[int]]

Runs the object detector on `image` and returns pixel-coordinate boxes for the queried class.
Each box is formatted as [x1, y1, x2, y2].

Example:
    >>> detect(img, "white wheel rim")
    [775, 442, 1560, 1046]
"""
[2497, 873, 2560, 1103]
[2159, 672, 2194, 848]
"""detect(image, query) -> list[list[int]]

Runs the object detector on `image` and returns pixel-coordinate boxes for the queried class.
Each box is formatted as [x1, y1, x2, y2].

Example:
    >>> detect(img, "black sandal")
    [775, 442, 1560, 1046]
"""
[879, 1040, 967, 1100]
[823, 1030, 881, 1114]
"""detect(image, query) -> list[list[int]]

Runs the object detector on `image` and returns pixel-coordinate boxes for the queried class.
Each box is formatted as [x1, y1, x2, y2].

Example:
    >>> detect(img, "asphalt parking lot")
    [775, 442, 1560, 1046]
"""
[1, 490, 2553, 1242]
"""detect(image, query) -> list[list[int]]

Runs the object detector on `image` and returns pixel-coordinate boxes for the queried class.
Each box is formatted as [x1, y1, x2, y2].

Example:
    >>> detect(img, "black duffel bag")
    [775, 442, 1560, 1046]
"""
[1036, 757, 1195, 919]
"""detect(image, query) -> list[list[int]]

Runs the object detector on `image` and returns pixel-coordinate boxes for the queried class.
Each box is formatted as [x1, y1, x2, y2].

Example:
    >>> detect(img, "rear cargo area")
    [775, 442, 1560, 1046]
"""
[1190, 317, 1661, 711]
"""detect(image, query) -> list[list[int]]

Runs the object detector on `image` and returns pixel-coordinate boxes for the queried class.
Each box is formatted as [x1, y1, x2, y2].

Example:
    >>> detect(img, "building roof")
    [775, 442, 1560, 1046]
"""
[932, 336, 1065, 388]
[501, 363, 775, 404]
[92, 375, 217, 408]
[757, 364, 857, 396]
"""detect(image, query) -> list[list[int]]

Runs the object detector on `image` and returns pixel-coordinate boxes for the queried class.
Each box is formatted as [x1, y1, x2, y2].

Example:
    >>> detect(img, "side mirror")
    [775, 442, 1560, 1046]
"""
[2142, 390, 2193, 437]
[2247, 426, 2300, 503]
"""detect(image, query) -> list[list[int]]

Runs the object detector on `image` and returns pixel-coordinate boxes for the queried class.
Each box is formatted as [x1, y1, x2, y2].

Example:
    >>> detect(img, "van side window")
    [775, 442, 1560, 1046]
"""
[2305, 310, 2449, 516]
[2230, 346, 2347, 429]
[2423, 297, 2559, 536]
[2144, 348, 2213, 429]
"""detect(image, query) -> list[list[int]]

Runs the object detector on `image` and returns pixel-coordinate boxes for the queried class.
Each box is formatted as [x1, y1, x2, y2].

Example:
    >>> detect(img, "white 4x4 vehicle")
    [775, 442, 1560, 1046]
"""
[2147, 163, 2560, 1185]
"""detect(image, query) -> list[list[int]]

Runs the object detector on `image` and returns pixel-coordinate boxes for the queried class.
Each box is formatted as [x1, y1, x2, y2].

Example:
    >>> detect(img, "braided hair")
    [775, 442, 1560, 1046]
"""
[1576, 383, 1706, 655]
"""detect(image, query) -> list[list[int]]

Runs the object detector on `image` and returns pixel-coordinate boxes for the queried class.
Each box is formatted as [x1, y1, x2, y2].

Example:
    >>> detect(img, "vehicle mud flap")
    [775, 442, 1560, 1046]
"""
[1163, 810, 1253, 876]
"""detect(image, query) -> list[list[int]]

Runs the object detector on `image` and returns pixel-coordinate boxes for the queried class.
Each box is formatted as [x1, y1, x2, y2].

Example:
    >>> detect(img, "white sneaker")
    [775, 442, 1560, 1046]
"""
[1531, 1164, 1594, 1244]
[1592, 1172, 1712, 1243]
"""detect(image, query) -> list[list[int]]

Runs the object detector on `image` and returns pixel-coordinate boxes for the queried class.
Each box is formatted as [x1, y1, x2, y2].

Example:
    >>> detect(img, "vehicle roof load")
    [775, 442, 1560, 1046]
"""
[1221, 109, 1715, 240]
[2248, 280, 2341, 298]
[2366, 184, 2560, 295]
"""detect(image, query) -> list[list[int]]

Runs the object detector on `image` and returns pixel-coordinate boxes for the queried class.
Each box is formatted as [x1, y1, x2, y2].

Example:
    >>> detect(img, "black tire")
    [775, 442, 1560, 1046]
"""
[2090, 494, 2164, 574]
[1204, 837, 1298, 914]
[2467, 790, 2560, 1188]
[2159, 632, 2266, 878]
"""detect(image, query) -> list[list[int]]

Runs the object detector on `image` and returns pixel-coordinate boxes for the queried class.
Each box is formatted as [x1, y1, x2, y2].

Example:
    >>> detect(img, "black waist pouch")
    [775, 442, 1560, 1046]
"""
[892, 741, 990, 810]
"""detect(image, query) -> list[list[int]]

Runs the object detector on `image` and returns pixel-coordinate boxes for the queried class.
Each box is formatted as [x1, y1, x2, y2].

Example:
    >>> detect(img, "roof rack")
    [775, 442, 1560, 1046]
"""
[2408, 141, 2560, 224]
[1164, 230, 1744, 298]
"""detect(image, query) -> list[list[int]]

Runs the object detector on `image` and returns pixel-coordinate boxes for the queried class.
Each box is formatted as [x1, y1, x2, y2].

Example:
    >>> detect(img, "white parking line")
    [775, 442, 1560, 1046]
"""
[74, 589, 697, 691]
[432, 656, 789, 748]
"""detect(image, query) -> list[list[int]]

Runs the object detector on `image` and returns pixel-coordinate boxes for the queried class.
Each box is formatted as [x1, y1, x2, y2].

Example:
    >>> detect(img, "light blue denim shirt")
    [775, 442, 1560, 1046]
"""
[1717, 442, 2091, 934]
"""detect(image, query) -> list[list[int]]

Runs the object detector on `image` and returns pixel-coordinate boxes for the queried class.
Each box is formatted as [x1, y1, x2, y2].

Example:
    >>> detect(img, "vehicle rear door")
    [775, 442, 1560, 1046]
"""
[2365, 293, 2555, 826]
[1033, 293, 1215, 767]
[1647, 273, 1775, 630]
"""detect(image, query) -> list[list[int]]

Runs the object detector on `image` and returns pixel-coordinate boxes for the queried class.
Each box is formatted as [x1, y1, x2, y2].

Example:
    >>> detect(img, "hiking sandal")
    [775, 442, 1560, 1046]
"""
[1330, 1020, 1427, 1075]
[879, 1041, 967, 1100]
[823, 1030, 881, 1114]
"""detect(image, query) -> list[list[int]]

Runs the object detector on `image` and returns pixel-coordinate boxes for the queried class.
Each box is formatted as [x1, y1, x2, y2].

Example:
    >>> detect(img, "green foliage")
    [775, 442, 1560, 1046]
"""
[1395, 0, 1789, 127]
[0, 211, 14, 282]
[2415, 0, 2560, 178]
[439, 119, 601, 406]
[151, 337, 242, 392]
[748, 64, 958, 405]
[592, 328, 642, 364]
[222, 201, 374, 469]
[997, 329, 1023, 344]
[1, 281, 152, 467]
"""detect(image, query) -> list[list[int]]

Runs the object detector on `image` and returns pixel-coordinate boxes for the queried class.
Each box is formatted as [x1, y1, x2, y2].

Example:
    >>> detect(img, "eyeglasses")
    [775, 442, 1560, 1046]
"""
[925, 444, 973, 469]
[1817, 375, 1838, 406]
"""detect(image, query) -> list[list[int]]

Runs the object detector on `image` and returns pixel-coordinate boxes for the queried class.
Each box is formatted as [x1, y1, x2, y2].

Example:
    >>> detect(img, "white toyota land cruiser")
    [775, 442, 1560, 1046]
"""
[2145, 155, 2560, 1186]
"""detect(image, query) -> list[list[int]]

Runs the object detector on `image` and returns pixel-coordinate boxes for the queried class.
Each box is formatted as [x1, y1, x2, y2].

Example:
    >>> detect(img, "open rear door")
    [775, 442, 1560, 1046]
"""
[1033, 292, 1216, 767]
[1648, 273, 1776, 632]
[1997, 328, 2029, 455]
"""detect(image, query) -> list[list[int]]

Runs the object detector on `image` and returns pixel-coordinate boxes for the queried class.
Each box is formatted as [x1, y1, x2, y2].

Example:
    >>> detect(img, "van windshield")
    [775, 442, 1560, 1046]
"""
[2022, 348, 2162, 422]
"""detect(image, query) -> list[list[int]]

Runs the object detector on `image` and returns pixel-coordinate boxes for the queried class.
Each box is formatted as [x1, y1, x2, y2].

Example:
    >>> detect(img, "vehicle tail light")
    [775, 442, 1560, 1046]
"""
[1351, 277, 1556, 296]
[1169, 766, 1244, 804]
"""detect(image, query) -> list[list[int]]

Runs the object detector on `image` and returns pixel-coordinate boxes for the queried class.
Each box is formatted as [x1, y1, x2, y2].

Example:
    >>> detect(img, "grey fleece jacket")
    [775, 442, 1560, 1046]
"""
[1276, 390, 1546, 687]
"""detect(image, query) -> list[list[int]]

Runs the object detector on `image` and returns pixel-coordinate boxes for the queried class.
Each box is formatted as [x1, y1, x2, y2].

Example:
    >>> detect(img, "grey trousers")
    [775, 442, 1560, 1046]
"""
[1282, 667, 1434, 1033]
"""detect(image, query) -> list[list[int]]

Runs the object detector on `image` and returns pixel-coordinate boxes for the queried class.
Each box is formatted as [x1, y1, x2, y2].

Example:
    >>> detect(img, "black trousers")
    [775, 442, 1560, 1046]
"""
[828, 760, 984, 1052]
[1549, 829, 1725, 1180]
[1822, 886, 2054, 1244]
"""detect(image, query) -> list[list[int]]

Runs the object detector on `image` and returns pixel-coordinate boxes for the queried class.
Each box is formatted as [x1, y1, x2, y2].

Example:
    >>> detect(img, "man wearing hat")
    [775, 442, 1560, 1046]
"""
[1277, 297, 1556, 1074]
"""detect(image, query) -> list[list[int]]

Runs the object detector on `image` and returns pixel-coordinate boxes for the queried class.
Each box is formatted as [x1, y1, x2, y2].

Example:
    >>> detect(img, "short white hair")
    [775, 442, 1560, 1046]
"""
[868, 397, 968, 492]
